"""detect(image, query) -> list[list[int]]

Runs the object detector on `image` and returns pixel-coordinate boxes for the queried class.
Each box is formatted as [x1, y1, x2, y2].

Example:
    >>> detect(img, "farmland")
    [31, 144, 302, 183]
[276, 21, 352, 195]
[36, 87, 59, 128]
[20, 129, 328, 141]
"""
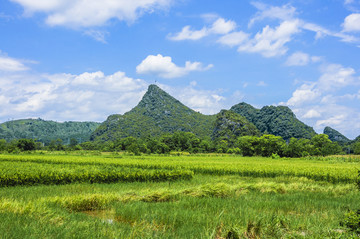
[0, 152, 360, 238]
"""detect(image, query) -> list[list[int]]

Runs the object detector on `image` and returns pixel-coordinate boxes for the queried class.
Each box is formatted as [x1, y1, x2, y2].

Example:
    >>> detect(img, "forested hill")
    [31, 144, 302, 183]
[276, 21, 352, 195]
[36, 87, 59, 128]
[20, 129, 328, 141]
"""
[92, 84, 320, 142]
[230, 102, 316, 140]
[3, 85, 352, 144]
[91, 84, 216, 141]
[0, 119, 100, 144]
[211, 110, 260, 145]
[323, 126, 351, 145]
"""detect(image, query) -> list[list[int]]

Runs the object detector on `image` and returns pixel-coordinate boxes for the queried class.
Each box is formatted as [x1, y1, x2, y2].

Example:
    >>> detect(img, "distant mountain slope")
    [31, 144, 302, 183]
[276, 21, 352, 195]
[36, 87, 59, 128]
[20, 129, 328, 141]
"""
[230, 103, 316, 140]
[323, 126, 350, 145]
[91, 84, 216, 141]
[212, 110, 260, 144]
[0, 119, 100, 144]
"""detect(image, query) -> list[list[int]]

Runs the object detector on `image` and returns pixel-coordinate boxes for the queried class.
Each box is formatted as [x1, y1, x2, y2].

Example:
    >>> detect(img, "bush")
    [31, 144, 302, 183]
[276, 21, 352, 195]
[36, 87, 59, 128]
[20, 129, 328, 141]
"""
[341, 170, 360, 235]
[341, 210, 360, 234]
[17, 139, 36, 151]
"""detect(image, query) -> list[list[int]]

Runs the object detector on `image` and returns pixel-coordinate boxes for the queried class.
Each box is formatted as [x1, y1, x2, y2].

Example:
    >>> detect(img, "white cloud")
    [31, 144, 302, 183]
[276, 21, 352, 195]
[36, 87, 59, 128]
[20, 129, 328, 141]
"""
[286, 52, 310, 66]
[72, 71, 104, 86]
[343, 13, 360, 32]
[11, 0, 172, 28]
[282, 63, 360, 138]
[83, 30, 109, 43]
[302, 109, 321, 119]
[160, 84, 226, 114]
[210, 18, 236, 34]
[0, 69, 148, 122]
[0, 54, 28, 72]
[286, 64, 358, 106]
[238, 20, 301, 57]
[136, 54, 213, 79]
[168, 17, 236, 41]
[249, 2, 296, 27]
[286, 83, 321, 106]
[303, 22, 358, 43]
[318, 64, 356, 91]
[249, 2, 359, 43]
[217, 31, 249, 47]
[315, 114, 346, 128]
[168, 26, 208, 41]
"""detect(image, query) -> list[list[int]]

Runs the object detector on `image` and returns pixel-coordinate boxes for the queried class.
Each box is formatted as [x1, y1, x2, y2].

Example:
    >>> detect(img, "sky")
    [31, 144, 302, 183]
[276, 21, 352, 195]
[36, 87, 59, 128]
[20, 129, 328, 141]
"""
[1, 0, 360, 139]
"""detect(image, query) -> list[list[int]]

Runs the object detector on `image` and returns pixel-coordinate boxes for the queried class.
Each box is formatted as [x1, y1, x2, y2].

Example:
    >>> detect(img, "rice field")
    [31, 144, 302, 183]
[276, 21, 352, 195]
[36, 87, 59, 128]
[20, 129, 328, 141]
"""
[0, 152, 359, 238]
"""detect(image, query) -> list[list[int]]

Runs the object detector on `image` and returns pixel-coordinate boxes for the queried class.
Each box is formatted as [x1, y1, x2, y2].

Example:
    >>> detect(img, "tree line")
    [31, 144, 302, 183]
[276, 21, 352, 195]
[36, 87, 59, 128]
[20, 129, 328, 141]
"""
[2, 131, 360, 157]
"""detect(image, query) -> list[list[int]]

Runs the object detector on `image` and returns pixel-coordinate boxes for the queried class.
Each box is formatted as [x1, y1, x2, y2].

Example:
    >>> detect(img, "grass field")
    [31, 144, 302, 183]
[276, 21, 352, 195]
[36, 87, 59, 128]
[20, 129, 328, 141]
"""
[0, 152, 359, 238]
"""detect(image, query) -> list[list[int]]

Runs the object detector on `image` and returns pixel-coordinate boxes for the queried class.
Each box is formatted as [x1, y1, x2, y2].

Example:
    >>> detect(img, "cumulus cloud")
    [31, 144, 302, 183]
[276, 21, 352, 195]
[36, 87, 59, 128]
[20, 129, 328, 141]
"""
[285, 52, 310, 66]
[217, 31, 249, 47]
[286, 83, 321, 106]
[168, 26, 208, 41]
[168, 17, 236, 41]
[11, 0, 172, 28]
[169, 3, 359, 59]
[285, 52, 321, 66]
[0, 54, 29, 72]
[318, 64, 357, 91]
[0, 69, 148, 122]
[251, 2, 359, 43]
[237, 20, 301, 57]
[249, 2, 296, 27]
[159, 83, 226, 114]
[282, 63, 360, 138]
[343, 13, 360, 32]
[136, 54, 213, 79]
[302, 109, 321, 119]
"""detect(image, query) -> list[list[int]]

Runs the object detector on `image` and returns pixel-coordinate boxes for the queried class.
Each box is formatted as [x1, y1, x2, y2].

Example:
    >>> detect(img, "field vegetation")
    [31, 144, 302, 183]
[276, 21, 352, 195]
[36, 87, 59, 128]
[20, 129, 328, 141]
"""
[1, 152, 360, 238]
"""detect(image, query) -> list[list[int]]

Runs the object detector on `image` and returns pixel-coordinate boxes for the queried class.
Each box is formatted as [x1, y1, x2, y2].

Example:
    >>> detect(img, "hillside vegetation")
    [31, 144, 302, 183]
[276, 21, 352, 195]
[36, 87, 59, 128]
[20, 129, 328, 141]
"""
[91, 85, 216, 141]
[92, 85, 320, 142]
[230, 102, 316, 140]
[0, 119, 100, 144]
[0, 153, 359, 238]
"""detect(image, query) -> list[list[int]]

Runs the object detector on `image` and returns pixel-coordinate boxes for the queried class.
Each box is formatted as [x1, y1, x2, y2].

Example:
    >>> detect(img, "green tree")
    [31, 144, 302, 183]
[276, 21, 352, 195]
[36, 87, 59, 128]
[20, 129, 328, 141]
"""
[283, 138, 312, 157]
[354, 142, 360, 155]
[311, 134, 343, 156]
[236, 136, 260, 156]
[0, 139, 7, 151]
[49, 138, 64, 151]
[258, 134, 286, 157]
[17, 139, 36, 151]
[127, 143, 141, 155]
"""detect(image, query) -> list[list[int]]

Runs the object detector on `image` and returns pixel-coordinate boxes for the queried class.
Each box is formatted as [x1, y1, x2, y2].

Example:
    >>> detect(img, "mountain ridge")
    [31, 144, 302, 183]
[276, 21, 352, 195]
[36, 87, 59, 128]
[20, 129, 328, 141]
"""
[0, 118, 100, 144]
[1, 84, 357, 144]
[91, 84, 216, 141]
[230, 102, 316, 140]
[92, 84, 318, 141]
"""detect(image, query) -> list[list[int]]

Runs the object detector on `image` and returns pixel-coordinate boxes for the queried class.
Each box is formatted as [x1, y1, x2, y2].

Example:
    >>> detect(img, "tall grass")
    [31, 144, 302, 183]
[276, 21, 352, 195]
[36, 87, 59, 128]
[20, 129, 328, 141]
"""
[1, 153, 359, 183]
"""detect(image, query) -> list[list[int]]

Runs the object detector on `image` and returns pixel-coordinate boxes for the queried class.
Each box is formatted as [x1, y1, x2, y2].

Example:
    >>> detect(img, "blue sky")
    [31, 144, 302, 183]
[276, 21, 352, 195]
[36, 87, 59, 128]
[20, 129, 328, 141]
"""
[1, 0, 360, 138]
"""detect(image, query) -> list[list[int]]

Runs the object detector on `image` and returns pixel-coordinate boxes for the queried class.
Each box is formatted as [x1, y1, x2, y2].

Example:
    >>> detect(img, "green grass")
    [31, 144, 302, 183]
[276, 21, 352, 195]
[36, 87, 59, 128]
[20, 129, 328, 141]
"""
[0, 152, 360, 238]
[1, 152, 360, 183]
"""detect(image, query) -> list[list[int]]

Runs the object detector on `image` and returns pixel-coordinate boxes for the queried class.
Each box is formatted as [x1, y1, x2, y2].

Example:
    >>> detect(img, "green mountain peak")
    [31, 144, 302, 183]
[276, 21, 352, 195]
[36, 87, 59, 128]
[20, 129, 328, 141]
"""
[323, 126, 350, 145]
[91, 84, 215, 141]
[131, 84, 193, 115]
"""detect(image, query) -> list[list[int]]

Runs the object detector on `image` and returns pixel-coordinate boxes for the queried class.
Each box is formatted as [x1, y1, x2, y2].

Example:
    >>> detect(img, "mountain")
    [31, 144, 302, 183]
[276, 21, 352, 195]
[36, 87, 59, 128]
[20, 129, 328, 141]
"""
[212, 110, 260, 144]
[230, 103, 316, 140]
[323, 126, 350, 145]
[0, 119, 100, 144]
[91, 84, 216, 141]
